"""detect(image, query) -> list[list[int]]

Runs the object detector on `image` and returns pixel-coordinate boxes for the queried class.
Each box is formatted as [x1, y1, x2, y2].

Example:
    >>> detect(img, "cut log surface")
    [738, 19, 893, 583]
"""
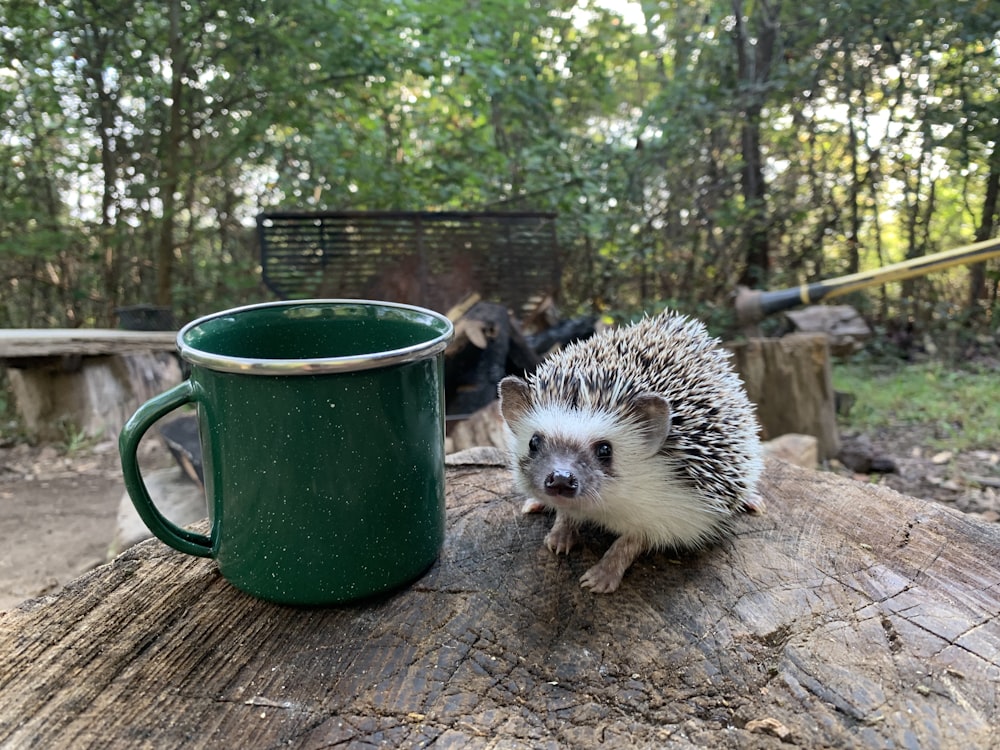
[0, 328, 177, 359]
[1, 454, 999, 748]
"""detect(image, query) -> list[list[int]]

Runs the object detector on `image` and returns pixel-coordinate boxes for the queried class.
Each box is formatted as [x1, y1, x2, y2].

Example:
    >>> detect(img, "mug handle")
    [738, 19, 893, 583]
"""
[118, 380, 214, 558]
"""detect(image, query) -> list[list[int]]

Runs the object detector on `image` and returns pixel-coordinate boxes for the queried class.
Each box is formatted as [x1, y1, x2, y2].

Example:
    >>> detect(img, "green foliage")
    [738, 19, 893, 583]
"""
[57, 418, 97, 454]
[833, 359, 1000, 452]
[0, 0, 998, 329]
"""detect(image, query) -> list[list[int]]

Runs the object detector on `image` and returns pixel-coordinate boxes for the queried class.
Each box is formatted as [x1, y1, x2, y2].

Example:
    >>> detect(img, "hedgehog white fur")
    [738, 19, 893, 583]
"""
[498, 309, 764, 593]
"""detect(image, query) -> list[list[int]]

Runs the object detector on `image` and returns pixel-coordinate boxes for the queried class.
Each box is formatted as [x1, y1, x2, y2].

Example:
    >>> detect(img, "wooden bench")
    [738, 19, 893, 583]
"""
[0, 329, 181, 443]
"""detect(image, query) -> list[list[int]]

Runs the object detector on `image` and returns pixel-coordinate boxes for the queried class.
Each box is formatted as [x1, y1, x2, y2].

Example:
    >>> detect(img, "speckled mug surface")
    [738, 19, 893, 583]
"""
[119, 299, 453, 606]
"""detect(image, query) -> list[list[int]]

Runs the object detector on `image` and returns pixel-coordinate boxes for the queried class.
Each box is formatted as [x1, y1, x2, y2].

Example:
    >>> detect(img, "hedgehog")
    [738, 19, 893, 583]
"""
[497, 309, 764, 593]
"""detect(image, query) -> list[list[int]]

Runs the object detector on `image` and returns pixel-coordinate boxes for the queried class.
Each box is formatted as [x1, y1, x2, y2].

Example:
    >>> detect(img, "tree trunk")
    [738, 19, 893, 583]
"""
[968, 165, 999, 311]
[731, 0, 781, 289]
[78, 26, 121, 319]
[155, 0, 184, 308]
[727, 334, 840, 461]
[846, 98, 861, 275]
[738, 105, 771, 289]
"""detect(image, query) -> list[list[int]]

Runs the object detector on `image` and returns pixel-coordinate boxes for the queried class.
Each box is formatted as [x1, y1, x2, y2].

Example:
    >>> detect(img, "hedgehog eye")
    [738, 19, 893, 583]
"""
[594, 440, 613, 466]
[528, 434, 543, 454]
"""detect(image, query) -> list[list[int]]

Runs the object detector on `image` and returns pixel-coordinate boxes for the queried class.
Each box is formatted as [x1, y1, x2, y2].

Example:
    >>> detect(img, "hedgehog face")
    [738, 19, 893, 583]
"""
[519, 430, 611, 505]
[498, 376, 672, 512]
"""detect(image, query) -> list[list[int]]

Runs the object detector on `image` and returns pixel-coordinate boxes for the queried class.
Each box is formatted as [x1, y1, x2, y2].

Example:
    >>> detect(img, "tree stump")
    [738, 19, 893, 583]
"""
[0, 452, 998, 748]
[6, 351, 182, 442]
[728, 334, 840, 461]
[1, 329, 181, 443]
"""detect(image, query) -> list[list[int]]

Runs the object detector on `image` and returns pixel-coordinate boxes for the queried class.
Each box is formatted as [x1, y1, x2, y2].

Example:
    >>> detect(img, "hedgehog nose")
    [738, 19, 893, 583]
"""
[544, 470, 579, 498]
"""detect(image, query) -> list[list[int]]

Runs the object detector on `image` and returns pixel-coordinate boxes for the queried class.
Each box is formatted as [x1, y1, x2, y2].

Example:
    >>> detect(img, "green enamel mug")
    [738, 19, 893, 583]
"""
[119, 299, 453, 606]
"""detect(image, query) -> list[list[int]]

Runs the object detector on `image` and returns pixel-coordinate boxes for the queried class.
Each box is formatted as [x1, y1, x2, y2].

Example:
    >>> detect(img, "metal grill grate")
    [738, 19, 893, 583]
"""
[257, 210, 560, 313]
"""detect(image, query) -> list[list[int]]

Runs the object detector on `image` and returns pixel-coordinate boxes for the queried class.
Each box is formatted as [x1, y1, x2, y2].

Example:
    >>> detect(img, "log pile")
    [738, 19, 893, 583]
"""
[443, 295, 596, 447]
[783, 304, 872, 356]
[444, 297, 543, 418]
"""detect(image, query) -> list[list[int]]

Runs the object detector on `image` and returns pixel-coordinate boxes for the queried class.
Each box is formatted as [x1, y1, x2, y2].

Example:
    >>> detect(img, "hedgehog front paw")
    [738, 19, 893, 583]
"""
[579, 563, 624, 594]
[544, 513, 578, 555]
[521, 498, 547, 514]
[579, 535, 646, 594]
[742, 491, 766, 515]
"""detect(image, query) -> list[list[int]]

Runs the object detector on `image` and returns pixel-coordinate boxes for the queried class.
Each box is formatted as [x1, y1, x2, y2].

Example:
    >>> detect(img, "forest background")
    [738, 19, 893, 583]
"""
[1, 0, 998, 343]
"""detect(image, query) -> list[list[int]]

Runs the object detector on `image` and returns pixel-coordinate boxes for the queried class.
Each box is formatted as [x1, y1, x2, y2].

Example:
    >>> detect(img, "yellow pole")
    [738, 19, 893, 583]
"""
[735, 237, 1000, 325]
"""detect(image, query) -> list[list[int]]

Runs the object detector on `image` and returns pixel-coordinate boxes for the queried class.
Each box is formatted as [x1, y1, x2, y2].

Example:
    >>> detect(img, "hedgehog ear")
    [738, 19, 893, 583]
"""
[631, 393, 672, 455]
[498, 376, 533, 428]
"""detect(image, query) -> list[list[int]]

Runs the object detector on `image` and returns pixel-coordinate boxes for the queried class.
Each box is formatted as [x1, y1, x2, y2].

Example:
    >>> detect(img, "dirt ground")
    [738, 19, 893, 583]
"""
[1, 425, 998, 613]
[834, 425, 1000, 521]
[0, 437, 177, 611]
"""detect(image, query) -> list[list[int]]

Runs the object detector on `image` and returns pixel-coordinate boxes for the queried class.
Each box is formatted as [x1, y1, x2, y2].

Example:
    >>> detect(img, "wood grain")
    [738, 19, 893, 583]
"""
[1, 452, 998, 748]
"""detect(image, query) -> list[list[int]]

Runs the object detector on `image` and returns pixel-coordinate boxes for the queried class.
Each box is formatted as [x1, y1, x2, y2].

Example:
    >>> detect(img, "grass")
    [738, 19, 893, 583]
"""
[831, 358, 1000, 452]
